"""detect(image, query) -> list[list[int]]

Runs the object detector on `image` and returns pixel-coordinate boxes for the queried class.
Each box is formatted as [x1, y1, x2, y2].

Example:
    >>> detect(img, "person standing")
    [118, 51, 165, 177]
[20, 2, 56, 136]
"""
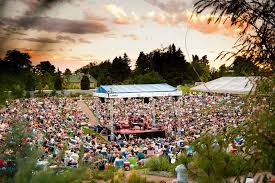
[245, 172, 254, 183]
[175, 164, 188, 183]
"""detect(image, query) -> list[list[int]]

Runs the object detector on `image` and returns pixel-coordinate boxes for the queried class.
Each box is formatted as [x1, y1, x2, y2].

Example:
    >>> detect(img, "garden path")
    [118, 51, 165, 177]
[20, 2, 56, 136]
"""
[77, 100, 97, 126]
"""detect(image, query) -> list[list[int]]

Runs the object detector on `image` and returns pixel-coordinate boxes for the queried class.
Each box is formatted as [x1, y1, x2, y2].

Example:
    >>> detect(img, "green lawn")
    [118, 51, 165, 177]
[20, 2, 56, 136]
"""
[82, 127, 108, 143]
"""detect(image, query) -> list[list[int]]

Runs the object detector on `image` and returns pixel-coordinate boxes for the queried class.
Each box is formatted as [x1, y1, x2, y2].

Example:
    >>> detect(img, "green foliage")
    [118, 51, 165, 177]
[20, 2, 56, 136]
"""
[111, 53, 131, 83]
[108, 169, 156, 183]
[0, 119, 91, 183]
[77, 44, 214, 85]
[144, 156, 175, 173]
[90, 167, 116, 181]
[34, 72, 54, 90]
[188, 134, 244, 183]
[126, 170, 152, 183]
[190, 55, 211, 82]
[194, 0, 275, 71]
[35, 61, 56, 75]
[0, 120, 32, 161]
[232, 56, 259, 76]
[26, 168, 87, 183]
[147, 44, 191, 85]
[179, 84, 191, 93]
[25, 73, 36, 91]
[188, 77, 275, 182]
[25, 91, 31, 98]
[125, 71, 166, 84]
[64, 68, 72, 76]
[54, 71, 63, 90]
[240, 77, 275, 171]
[0, 50, 36, 94]
[35, 90, 46, 98]
[50, 89, 57, 97]
[135, 51, 149, 75]
[76, 61, 112, 85]
[0, 88, 9, 106]
[81, 75, 90, 90]
[3, 49, 32, 72]
[11, 84, 24, 99]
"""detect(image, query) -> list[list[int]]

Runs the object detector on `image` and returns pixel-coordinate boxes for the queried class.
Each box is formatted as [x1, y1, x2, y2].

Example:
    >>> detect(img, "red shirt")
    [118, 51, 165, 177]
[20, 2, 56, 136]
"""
[0, 159, 5, 167]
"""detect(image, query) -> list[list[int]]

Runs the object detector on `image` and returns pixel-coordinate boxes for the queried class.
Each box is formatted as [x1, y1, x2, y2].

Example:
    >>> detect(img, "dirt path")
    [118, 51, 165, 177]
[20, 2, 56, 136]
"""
[77, 100, 98, 126]
[143, 175, 176, 183]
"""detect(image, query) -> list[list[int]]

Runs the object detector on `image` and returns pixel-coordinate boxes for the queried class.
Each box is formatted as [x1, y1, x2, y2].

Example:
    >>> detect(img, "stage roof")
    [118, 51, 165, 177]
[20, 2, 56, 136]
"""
[191, 77, 257, 94]
[94, 83, 182, 98]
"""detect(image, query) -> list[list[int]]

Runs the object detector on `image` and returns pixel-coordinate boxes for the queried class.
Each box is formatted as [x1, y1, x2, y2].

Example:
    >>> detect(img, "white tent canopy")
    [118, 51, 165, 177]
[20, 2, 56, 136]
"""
[93, 83, 182, 98]
[191, 77, 257, 94]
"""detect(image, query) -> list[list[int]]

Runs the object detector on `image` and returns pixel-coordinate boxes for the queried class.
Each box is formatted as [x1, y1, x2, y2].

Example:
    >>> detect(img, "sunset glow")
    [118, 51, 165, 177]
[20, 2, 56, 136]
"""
[0, 0, 242, 71]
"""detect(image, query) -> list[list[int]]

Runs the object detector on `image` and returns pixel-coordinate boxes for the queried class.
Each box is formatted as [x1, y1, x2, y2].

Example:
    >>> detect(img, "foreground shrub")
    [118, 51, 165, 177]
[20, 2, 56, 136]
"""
[144, 156, 175, 173]
[110, 170, 156, 183]
[127, 170, 150, 183]
[91, 166, 116, 181]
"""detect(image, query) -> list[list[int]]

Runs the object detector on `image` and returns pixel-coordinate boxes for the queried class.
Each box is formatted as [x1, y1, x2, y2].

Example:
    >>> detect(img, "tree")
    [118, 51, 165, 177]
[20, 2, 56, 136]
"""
[81, 75, 90, 90]
[190, 55, 211, 82]
[135, 51, 149, 74]
[188, 78, 275, 182]
[232, 56, 259, 76]
[64, 68, 72, 76]
[210, 67, 219, 80]
[217, 64, 231, 77]
[144, 44, 191, 85]
[111, 54, 131, 83]
[25, 73, 36, 91]
[189, 1, 275, 180]
[3, 49, 32, 72]
[35, 61, 55, 75]
[75, 60, 113, 85]
[133, 71, 166, 84]
[54, 70, 63, 90]
[0, 50, 34, 92]
[35, 72, 55, 90]
[194, 0, 275, 71]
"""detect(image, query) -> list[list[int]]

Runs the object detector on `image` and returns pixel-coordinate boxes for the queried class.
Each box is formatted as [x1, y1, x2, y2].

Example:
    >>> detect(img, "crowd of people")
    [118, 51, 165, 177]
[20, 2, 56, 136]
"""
[0, 93, 251, 173]
[88, 93, 248, 142]
[0, 97, 189, 170]
[0, 98, 90, 168]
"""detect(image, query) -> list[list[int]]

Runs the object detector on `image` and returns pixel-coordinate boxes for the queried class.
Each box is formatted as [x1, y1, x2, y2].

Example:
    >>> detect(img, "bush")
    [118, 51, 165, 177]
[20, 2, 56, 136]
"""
[126, 170, 149, 183]
[109, 170, 156, 183]
[54, 74, 63, 90]
[91, 166, 116, 181]
[25, 91, 31, 98]
[111, 169, 125, 183]
[50, 90, 57, 97]
[11, 84, 24, 98]
[179, 84, 191, 93]
[81, 75, 90, 90]
[35, 90, 46, 98]
[144, 156, 175, 173]
[0, 89, 9, 106]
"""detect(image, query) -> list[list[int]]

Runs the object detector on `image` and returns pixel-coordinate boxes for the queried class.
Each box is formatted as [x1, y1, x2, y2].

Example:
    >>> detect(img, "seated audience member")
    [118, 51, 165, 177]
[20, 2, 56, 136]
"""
[114, 155, 124, 168]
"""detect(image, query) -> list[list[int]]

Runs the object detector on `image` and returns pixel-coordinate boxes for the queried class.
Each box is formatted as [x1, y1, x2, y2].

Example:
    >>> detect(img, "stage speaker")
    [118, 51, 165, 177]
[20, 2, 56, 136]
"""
[144, 97, 149, 104]
[100, 98, 105, 103]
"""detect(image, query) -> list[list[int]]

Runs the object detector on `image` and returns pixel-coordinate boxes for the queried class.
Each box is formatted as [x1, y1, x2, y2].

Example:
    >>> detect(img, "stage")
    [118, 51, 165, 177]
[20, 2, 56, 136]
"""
[114, 128, 166, 138]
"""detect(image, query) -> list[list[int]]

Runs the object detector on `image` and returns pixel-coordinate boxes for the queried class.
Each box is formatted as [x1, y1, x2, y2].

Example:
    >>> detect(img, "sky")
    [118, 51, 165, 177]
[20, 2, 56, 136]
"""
[0, 0, 241, 71]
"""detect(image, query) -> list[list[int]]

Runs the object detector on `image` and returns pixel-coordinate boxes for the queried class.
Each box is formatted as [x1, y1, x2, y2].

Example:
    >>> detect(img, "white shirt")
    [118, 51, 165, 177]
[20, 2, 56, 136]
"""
[245, 178, 254, 183]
